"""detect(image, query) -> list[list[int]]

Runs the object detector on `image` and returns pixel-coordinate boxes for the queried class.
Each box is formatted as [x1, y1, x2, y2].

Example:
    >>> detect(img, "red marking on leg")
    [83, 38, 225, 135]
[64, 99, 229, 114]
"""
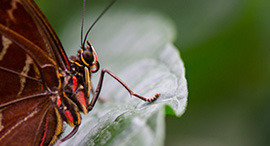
[57, 97, 62, 107]
[64, 110, 74, 124]
[77, 91, 87, 107]
[40, 116, 49, 146]
[72, 76, 78, 92]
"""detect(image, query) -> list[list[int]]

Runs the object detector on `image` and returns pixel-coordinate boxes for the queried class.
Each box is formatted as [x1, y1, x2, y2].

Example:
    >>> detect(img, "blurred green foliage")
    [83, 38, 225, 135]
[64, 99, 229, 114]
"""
[37, 0, 270, 145]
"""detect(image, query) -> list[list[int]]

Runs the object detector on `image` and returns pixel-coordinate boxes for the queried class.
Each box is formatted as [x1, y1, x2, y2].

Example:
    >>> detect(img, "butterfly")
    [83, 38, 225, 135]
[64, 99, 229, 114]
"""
[0, 0, 159, 145]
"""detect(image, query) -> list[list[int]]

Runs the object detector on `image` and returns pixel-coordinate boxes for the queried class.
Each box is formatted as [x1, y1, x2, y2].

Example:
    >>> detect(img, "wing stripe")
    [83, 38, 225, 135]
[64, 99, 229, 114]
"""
[0, 35, 12, 61]
[17, 54, 34, 96]
[0, 112, 3, 132]
[0, 107, 39, 142]
[39, 114, 49, 146]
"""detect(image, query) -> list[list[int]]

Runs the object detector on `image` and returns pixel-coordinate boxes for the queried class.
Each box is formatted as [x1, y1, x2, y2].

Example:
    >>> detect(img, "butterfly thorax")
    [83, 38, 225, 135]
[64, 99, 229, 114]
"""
[56, 41, 99, 127]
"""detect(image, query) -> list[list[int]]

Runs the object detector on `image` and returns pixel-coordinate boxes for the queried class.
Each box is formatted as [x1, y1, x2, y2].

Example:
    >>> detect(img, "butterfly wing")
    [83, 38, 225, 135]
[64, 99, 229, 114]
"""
[0, 95, 62, 146]
[0, 0, 68, 145]
[0, 0, 70, 70]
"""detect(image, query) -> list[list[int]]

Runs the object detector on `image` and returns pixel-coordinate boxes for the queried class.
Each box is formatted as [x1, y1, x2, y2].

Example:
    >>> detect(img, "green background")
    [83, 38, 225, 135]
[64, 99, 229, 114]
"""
[37, 0, 270, 145]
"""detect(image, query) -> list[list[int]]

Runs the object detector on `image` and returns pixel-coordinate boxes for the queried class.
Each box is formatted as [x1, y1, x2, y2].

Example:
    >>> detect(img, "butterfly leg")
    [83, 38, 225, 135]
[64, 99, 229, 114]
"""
[91, 83, 106, 103]
[87, 69, 160, 111]
[56, 126, 80, 146]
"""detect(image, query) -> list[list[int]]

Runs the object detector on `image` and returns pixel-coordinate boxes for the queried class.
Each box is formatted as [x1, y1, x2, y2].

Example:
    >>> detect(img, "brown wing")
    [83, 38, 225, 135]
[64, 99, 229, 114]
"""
[0, 95, 63, 146]
[0, 0, 70, 70]
[0, 0, 67, 145]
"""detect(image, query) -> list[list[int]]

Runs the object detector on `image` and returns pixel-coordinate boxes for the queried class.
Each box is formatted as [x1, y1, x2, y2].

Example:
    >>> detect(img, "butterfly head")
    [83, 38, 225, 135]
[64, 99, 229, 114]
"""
[70, 41, 99, 73]
[77, 40, 100, 73]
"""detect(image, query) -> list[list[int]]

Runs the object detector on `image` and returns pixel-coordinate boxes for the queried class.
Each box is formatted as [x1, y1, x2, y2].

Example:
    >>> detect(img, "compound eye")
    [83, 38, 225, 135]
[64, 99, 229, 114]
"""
[81, 50, 93, 66]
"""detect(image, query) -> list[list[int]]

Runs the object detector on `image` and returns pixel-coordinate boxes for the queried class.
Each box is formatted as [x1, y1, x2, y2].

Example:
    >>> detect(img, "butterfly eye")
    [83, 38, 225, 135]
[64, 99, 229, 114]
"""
[81, 50, 93, 65]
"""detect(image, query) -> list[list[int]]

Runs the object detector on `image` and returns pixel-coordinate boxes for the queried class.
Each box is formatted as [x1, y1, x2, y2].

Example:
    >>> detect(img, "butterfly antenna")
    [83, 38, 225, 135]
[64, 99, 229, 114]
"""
[82, 0, 117, 48]
[81, 0, 86, 47]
